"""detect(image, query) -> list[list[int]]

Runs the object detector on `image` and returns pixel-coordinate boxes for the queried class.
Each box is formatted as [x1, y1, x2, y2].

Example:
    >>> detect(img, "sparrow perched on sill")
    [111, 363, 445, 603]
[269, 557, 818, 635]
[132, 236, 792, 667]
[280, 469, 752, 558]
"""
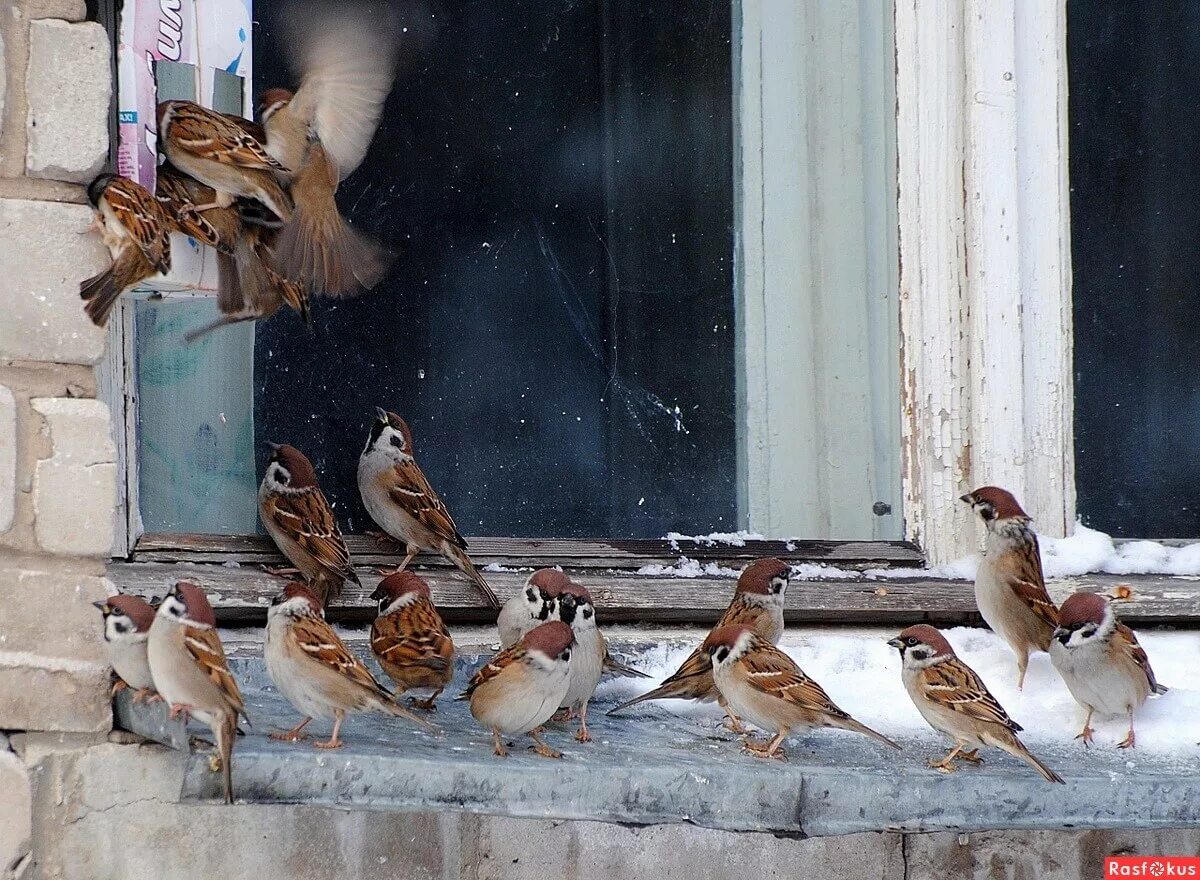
[889, 624, 1064, 783]
[1049, 591, 1167, 749]
[498, 568, 571, 649]
[705, 625, 898, 760]
[256, 7, 397, 294]
[155, 165, 309, 341]
[94, 593, 158, 703]
[370, 571, 455, 712]
[606, 557, 790, 729]
[260, 443, 360, 607]
[459, 620, 574, 759]
[358, 409, 499, 609]
[554, 581, 647, 742]
[265, 582, 435, 747]
[147, 581, 249, 804]
[961, 487, 1060, 689]
[157, 100, 293, 224]
[79, 173, 172, 327]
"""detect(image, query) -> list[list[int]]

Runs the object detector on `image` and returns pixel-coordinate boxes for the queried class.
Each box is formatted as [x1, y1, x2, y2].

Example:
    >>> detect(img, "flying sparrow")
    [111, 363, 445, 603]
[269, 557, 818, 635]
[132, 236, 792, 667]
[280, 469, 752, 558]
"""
[555, 581, 647, 742]
[80, 173, 172, 327]
[889, 624, 1064, 783]
[147, 581, 248, 803]
[256, 6, 398, 294]
[264, 582, 434, 747]
[155, 165, 309, 341]
[156, 100, 293, 224]
[498, 568, 570, 648]
[260, 443, 360, 607]
[459, 620, 575, 758]
[961, 487, 1060, 689]
[94, 593, 158, 702]
[1049, 591, 1167, 749]
[606, 557, 790, 728]
[358, 409, 499, 609]
[704, 624, 898, 760]
[370, 571, 455, 711]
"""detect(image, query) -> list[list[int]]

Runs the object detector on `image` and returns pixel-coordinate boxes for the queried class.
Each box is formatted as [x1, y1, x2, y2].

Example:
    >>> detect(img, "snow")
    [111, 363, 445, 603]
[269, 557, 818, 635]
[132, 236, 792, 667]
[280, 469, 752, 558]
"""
[868, 523, 1200, 581]
[600, 626, 1199, 756]
[664, 531, 766, 551]
[636, 557, 741, 578]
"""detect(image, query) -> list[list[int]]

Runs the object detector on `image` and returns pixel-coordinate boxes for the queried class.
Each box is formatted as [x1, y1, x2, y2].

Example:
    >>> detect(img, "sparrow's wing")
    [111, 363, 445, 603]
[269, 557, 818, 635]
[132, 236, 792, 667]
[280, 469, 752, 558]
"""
[170, 101, 285, 171]
[734, 644, 852, 719]
[997, 535, 1059, 628]
[920, 657, 1021, 732]
[371, 598, 454, 675]
[106, 177, 172, 274]
[290, 611, 388, 695]
[387, 458, 467, 550]
[460, 645, 523, 699]
[183, 625, 247, 719]
[286, 9, 400, 177]
[155, 168, 230, 250]
[263, 488, 357, 583]
[1114, 623, 1167, 695]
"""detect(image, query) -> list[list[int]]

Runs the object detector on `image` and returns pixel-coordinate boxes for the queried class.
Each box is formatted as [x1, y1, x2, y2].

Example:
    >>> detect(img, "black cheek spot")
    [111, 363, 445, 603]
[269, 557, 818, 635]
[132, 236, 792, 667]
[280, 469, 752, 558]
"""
[390, 435, 404, 450]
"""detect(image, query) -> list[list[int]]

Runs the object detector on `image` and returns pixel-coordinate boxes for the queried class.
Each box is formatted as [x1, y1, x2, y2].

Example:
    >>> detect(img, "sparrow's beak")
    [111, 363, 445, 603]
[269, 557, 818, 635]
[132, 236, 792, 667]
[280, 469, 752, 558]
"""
[368, 583, 387, 602]
[886, 637, 903, 649]
[375, 406, 388, 421]
[92, 600, 109, 611]
[959, 493, 973, 504]
[265, 441, 282, 452]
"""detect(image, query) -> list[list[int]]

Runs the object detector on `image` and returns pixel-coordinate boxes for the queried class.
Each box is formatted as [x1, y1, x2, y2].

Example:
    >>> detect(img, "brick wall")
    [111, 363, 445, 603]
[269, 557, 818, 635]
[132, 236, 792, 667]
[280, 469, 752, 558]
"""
[0, 2, 115, 877]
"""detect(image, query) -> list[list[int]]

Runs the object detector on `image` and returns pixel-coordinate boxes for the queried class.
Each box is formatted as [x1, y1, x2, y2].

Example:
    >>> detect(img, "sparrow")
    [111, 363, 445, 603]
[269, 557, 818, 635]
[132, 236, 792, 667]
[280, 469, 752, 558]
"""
[498, 568, 570, 648]
[961, 486, 1060, 689]
[259, 443, 360, 607]
[156, 100, 293, 224]
[369, 571, 455, 711]
[889, 624, 1064, 783]
[256, 6, 398, 294]
[264, 582, 434, 747]
[459, 620, 574, 758]
[155, 165, 309, 341]
[93, 593, 158, 702]
[358, 409, 499, 609]
[1049, 591, 1167, 749]
[79, 173, 172, 327]
[705, 625, 899, 759]
[607, 557, 790, 728]
[147, 581, 248, 803]
[555, 581, 647, 742]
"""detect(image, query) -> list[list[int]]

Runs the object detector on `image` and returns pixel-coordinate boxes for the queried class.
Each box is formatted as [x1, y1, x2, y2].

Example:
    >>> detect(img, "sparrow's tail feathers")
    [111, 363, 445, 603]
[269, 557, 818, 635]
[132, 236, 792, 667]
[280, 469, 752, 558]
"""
[842, 717, 901, 750]
[603, 655, 651, 679]
[378, 693, 439, 731]
[215, 710, 238, 805]
[607, 683, 680, 715]
[995, 732, 1064, 784]
[79, 266, 121, 327]
[445, 543, 500, 610]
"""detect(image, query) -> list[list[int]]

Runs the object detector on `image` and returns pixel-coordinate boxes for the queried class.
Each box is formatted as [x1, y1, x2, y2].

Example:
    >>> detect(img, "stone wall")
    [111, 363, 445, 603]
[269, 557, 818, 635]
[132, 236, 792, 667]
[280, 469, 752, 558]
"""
[0, 2, 116, 877]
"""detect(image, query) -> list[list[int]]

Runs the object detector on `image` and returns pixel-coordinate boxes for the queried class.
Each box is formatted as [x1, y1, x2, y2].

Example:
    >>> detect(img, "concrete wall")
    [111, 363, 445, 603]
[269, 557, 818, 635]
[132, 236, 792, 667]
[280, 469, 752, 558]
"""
[15, 733, 1200, 880]
[0, 2, 116, 877]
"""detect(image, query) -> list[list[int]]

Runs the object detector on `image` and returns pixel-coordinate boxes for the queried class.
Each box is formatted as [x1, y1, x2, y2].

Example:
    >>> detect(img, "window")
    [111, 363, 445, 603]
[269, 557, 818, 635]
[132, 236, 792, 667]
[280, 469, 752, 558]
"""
[116, 1, 901, 553]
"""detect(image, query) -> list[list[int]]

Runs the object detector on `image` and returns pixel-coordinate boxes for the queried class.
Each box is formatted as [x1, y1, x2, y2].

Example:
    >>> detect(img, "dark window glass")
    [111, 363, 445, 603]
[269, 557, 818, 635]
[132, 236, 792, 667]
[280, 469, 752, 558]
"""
[253, 1, 735, 538]
[1070, 2, 1200, 537]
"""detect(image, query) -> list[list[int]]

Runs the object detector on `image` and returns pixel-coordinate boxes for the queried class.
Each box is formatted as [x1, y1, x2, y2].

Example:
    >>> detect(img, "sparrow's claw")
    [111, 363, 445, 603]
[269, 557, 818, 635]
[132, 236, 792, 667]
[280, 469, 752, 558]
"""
[407, 696, 438, 713]
[722, 714, 749, 735]
[313, 738, 344, 750]
[928, 757, 958, 774]
[208, 754, 223, 773]
[168, 703, 193, 723]
[531, 742, 563, 759]
[574, 726, 592, 743]
[741, 740, 787, 761]
[132, 688, 159, 704]
[111, 679, 129, 697]
[1118, 730, 1136, 750]
[1075, 726, 1096, 747]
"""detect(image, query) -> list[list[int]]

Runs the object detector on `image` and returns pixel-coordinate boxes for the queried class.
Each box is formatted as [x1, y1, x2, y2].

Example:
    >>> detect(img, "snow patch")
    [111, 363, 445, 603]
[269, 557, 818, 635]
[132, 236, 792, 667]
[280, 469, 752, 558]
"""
[664, 531, 766, 551]
[636, 556, 741, 578]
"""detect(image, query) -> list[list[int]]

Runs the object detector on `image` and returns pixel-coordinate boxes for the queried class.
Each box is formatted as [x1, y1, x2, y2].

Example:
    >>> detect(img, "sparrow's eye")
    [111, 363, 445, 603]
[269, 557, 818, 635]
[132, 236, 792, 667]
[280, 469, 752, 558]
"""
[905, 637, 919, 647]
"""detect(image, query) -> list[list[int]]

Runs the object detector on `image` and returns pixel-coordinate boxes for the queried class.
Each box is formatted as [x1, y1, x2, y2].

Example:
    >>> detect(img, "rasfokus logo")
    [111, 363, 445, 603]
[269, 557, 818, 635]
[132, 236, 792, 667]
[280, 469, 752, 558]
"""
[1106, 857, 1200, 877]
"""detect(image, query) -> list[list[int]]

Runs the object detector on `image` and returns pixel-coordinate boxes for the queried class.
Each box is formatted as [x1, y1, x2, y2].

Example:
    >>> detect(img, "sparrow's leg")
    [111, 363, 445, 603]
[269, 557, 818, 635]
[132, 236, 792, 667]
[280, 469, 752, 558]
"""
[528, 729, 563, 759]
[263, 564, 302, 578]
[721, 706, 749, 735]
[168, 703, 194, 724]
[1015, 649, 1030, 691]
[957, 749, 983, 764]
[928, 744, 964, 773]
[491, 728, 508, 757]
[314, 710, 346, 749]
[132, 688, 160, 704]
[408, 689, 442, 712]
[1117, 709, 1136, 749]
[111, 679, 129, 697]
[574, 702, 592, 743]
[550, 708, 572, 724]
[1074, 707, 1096, 747]
[396, 549, 419, 573]
[366, 530, 403, 551]
[742, 729, 788, 760]
[269, 717, 313, 742]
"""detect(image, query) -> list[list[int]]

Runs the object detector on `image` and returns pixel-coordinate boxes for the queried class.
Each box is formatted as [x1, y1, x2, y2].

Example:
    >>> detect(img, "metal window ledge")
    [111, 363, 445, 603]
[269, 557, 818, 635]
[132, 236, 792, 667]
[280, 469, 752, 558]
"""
[113, 651, 1200, 838]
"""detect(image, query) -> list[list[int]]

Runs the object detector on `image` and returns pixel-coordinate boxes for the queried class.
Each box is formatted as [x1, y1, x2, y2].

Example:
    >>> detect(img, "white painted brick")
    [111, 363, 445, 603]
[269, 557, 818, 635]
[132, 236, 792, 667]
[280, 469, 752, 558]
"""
[0, 200, 110, 365]
[0, 751, 31, 877]
[25, 20, 110, 182]
[0, 387, 13, 534]
[30, 399, 115, 556]
[0, 653, 110, 733]
[0, 570, 109, 664]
